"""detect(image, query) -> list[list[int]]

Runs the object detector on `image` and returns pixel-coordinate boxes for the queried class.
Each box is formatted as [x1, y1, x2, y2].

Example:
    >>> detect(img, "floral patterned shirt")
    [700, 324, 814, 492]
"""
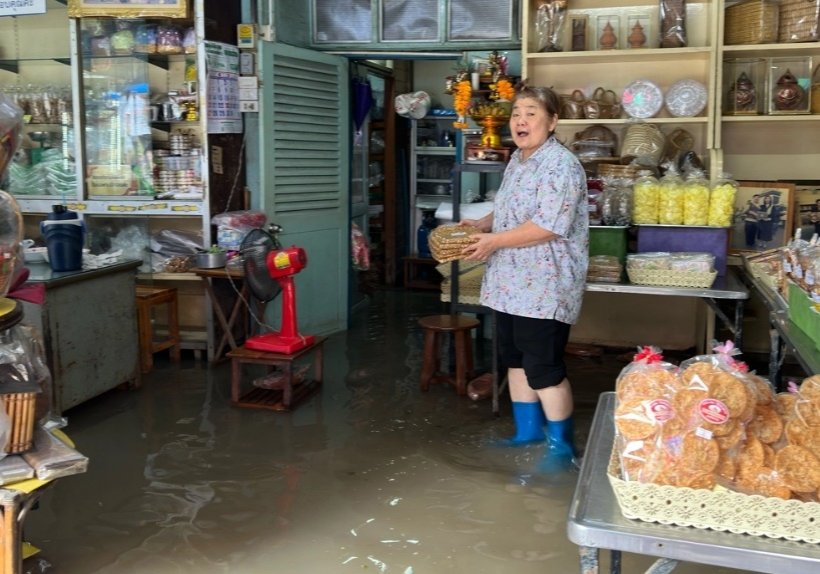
[479, 136, 589, 323]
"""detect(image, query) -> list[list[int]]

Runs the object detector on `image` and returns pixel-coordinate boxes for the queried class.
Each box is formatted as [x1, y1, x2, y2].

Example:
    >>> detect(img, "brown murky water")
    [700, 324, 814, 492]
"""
[26, 290, 758, 573]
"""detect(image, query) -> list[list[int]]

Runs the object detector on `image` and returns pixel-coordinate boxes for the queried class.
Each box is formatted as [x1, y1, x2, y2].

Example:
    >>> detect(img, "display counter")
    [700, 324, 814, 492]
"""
[20, 260, 142, 415]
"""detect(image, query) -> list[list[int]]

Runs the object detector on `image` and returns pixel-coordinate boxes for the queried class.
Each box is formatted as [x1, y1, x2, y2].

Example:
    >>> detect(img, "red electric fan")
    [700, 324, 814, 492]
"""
[241, 226, 315, 354]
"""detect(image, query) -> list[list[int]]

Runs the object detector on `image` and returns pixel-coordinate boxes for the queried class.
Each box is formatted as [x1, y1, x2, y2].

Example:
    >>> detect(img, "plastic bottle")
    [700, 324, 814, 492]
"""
[658, 164, 684, 225]
[708, 172, 738, 227]
[632, 170, 659, 224]
[683, 169, 710, 226]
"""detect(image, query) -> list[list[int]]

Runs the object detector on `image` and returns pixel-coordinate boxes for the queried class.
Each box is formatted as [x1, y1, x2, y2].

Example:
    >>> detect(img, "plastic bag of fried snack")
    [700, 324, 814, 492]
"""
[615, 346, 681, 403]
[614, 346, 681, 481]
[771, 375, 820, 499]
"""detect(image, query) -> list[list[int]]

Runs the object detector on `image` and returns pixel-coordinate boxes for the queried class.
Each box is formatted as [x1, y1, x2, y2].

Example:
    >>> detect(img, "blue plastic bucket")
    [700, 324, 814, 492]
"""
[41, 218, 84, 272]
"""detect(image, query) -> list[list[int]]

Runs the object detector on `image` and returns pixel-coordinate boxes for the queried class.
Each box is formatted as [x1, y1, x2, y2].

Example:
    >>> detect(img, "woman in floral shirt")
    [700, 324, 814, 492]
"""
[462, 86, 588, 470]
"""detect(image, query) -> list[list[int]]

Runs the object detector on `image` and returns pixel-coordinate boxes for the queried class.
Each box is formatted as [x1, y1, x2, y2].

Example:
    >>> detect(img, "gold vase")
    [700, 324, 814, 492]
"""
[472, 114, 509, 149]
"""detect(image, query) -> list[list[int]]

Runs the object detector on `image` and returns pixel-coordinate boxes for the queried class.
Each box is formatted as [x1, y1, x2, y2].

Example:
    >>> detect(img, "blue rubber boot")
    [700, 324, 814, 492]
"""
[499, 402, 546, 446]
[539, 416, 577, 472]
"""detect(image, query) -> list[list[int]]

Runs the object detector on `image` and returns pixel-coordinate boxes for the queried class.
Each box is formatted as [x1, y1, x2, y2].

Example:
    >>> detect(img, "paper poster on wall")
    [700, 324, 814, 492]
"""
[205, 41, 242, 134]
[0, 0, 46, 16]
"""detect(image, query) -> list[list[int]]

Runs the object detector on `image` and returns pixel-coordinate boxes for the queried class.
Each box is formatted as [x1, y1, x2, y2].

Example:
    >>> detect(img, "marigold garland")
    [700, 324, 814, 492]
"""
[452, 79, 472, 129]
[495, 78, 515, 101]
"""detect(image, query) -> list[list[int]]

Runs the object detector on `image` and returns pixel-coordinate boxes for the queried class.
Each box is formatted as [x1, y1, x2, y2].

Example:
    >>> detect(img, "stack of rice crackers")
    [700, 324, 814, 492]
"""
[428, 225, 480, 263]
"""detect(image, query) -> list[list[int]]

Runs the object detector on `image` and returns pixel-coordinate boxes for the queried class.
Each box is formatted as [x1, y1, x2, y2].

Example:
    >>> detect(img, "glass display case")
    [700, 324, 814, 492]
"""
[0, 2, 75, 200]
[77, 17, 204, 200]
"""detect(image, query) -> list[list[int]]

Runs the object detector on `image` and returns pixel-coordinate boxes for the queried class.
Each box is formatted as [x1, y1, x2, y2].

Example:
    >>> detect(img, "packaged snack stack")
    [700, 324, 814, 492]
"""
[587, 254, 622, 283]
[428, 225, 480, 263]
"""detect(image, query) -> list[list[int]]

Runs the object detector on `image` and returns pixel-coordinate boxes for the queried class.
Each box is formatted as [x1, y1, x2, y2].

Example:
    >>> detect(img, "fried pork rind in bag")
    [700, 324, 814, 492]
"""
[614, 346, 681, 482]
[639, 341, 755, 489]
[615, 346, 681, 402]
[677, 340, 757, 428]
[769, 375, 820, 499]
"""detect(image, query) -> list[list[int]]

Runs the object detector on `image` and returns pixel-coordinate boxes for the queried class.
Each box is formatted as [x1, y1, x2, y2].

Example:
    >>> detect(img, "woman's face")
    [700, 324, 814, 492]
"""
[510, 96, 557, 159]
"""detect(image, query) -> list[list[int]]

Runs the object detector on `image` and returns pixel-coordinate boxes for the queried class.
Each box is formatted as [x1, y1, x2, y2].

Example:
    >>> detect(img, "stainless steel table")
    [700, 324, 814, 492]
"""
[448, 271, 750, 416]
[737, 266, 820, 388]
[586, 269, 749, 350]
[567, 392, 820, 574]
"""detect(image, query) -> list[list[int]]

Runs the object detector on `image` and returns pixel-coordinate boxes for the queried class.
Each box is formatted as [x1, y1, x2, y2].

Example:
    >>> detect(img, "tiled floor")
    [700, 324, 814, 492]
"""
[23, 289, 785, 573]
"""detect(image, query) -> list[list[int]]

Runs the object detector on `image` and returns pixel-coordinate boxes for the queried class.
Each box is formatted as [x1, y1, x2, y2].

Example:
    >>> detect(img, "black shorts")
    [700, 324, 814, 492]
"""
[496, 311, 571, 390]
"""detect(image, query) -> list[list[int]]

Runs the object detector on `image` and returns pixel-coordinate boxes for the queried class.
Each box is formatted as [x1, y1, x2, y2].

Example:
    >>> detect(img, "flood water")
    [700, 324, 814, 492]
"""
[26, 290, 759, 573]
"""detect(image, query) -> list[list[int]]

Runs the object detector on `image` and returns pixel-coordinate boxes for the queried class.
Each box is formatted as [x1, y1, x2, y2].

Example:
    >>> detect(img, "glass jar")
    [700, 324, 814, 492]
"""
[602, 177, 633, 226]
[600, 176, 617, 225]
[614, 176, 634, 226]
[658, 166, 684, 225]
[683, 169, 710, 225]
[632, 170, 659, 224]
[708, 172, 738, 227]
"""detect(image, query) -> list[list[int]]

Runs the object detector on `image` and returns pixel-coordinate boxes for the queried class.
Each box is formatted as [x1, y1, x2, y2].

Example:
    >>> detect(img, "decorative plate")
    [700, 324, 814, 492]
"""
[621, 80, 664, 119]
[665, 79, 708, 117]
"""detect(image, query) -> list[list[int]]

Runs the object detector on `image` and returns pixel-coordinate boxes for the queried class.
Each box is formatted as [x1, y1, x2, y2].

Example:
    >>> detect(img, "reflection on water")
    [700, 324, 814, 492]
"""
[25, 291, 755, 574]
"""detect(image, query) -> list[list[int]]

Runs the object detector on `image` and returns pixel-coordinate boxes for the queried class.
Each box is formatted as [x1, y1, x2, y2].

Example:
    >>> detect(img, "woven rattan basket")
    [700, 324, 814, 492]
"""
[607, 446, 820, 543]
[1, 392, 36, 454]
[597, 163, 640, 179]
[627, 268, 717, 288]
[620, 123, 665, 166]
[779, 0, 820, 42]
[439, 262, 485, 304]
[724, 0, 780, 45]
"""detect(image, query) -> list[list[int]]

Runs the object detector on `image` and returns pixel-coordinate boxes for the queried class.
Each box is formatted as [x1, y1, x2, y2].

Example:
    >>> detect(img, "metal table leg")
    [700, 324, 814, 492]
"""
[645, 558, 679, 573]
[492, 311, 499, 416]
[769, 323, 786, 391]
[580, 546, 600, 574]
[703, 298, 744, 349]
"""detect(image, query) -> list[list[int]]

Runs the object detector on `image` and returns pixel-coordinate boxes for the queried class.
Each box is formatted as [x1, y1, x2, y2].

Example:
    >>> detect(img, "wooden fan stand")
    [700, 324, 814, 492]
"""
[227, 336, 325, 412]
[193, 266, 268, 363]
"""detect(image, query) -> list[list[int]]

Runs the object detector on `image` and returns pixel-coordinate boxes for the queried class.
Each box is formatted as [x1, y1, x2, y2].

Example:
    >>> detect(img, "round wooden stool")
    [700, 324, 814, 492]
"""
[418, 314, 480, 396]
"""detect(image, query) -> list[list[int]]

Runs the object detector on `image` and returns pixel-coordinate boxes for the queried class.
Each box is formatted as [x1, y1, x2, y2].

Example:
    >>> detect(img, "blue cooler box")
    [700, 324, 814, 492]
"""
[636, 225, 729, 276]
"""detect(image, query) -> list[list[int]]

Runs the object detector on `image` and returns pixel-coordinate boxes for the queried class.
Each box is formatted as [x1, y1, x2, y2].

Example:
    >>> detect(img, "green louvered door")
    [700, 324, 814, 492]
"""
[258, 42, 349, 336]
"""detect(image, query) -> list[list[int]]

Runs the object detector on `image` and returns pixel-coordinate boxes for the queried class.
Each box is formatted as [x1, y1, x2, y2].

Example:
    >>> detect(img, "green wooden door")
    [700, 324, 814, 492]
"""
[257, 42, 350, 336]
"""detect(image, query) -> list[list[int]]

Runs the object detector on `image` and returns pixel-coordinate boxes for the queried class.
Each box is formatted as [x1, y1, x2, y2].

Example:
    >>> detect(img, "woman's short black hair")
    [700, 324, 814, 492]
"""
[513, 86, 560, 118]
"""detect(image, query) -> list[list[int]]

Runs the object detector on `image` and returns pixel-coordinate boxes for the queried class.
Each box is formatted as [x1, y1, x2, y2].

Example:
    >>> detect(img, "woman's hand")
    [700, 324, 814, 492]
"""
[461, 233, 496, 262]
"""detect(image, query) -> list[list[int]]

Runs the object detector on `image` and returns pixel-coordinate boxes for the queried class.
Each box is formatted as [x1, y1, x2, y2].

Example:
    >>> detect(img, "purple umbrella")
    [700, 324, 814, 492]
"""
[352, 77, 373, 136]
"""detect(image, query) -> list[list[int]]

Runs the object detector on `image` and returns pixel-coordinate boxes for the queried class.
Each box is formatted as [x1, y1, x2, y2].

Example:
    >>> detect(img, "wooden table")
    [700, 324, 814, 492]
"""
[192, 266, 267, 363]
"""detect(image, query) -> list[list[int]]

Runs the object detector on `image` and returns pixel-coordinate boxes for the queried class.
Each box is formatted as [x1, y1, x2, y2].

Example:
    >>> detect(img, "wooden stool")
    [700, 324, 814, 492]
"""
[136, 285, 181, 373]
[419, 314, 480, 396]
[227, 336, 325, 411]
